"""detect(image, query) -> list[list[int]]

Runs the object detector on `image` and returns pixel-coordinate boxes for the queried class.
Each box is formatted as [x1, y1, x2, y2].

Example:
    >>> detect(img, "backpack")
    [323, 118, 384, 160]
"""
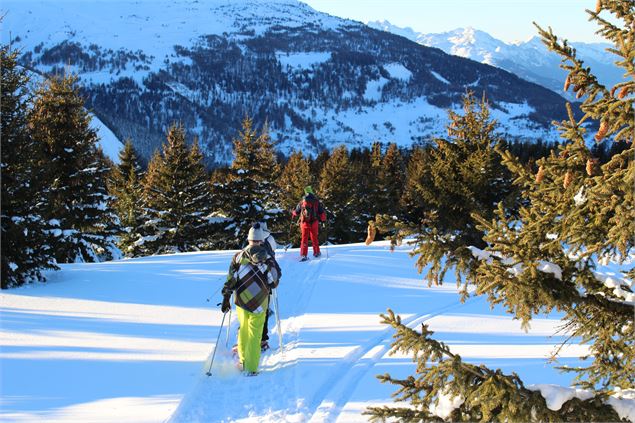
[301, 197, 320, 223]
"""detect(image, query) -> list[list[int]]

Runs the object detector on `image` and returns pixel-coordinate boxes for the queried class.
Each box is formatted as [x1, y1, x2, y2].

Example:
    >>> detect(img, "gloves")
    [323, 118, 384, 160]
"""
[221, 294, 231, 313]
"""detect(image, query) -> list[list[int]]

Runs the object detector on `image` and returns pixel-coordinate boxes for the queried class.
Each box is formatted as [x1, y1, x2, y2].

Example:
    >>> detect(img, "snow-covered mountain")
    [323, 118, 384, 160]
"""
[2, 241, 634, 422]
[368, 21, 623, 100]
[2, 1, 570, 165]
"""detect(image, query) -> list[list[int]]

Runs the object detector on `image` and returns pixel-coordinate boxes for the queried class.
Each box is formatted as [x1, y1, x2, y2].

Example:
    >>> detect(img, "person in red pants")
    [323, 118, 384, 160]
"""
[292, 186, 326, 261]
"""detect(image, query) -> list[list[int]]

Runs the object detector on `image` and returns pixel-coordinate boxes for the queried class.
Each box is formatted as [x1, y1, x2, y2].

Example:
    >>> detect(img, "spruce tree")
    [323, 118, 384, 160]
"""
[277, 150, 314, 246]
[1, 45, 58, 288]
[214, 117, 281, 248]
[351, 146, 381, 235]
[28, 73, 119, 263]
[369, 2, 634, 420]
[137, 124, 215, 254]
[318, 145, 360, 244]
[108, 139, 145, 257]
[380, 93, 514, 285]
[377, 143, 406, 217]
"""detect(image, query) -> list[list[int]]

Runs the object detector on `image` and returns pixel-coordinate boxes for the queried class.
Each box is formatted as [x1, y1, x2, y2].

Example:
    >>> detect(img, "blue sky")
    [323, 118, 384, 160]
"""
[301, 0, 602, 44]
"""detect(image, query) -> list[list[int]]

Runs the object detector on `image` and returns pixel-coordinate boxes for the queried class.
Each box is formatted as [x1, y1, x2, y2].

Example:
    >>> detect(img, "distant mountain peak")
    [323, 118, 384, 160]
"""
[368, 21, 619, 98]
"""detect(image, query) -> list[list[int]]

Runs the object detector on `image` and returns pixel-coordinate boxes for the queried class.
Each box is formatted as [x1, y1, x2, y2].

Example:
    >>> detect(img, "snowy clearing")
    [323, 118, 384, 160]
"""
[1, 241, 632, 422]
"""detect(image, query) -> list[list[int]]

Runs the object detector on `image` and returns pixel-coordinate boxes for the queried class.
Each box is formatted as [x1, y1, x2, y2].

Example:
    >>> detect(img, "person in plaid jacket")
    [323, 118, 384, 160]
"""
[221, 225, 280, 375]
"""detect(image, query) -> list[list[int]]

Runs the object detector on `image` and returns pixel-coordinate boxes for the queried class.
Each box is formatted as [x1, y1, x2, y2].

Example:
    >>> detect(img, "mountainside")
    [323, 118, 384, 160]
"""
[4, 241, 632, 422]
[368, 21, 623, 100]
[2, 0, 569, 165]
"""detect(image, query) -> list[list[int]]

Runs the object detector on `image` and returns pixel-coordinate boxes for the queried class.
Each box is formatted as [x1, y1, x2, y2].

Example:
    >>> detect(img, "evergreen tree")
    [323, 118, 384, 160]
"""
[108, 139, 145, 257]
[28, 73, 119, 263]
[1, 45, 58, 288]
[277, 150, 313, 245]
[399, 146, 432, 225]
[377, 143, 406, 218]
[216, 117, 281, 248]
[369, 2, 634, 420]
[380, 93, 514, 285]
[349, 146, 378, 238]
[318, 145, 360, 243]
[366, 310, 624, 422]
[137, 124, 215, 254]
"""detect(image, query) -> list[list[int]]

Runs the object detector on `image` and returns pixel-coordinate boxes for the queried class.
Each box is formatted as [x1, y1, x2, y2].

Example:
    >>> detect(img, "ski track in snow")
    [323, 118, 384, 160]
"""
[306, 292, 480, 423]
[171, 246, 476, 422]
[169, 249, 330, 422]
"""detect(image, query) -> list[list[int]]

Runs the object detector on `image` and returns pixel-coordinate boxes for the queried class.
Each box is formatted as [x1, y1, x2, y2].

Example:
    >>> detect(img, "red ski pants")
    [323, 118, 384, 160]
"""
[300, 221, 320, 257]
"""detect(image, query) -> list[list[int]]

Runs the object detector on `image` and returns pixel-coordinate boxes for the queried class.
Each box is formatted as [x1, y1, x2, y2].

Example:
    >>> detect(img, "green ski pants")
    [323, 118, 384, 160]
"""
[236, 306, 267, 373]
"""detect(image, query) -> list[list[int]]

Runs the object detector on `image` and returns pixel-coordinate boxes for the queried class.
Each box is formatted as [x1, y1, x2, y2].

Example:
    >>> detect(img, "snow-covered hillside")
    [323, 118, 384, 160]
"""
[1, 0, 568, 164]
[2, 241, 633, 422]
[368, 21, 623, 99]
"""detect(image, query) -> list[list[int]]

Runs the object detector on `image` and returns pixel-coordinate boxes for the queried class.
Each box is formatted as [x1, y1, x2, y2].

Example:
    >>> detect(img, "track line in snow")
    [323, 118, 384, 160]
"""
[307, 295, 483, 423]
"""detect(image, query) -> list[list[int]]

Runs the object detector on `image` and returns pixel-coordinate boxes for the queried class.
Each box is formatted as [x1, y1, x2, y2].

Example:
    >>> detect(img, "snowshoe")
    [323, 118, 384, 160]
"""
[313, 252, 321, 258]
[244, 371, 258, 377]
[260, 340, 270, 352]
[300, 256, 309, 262]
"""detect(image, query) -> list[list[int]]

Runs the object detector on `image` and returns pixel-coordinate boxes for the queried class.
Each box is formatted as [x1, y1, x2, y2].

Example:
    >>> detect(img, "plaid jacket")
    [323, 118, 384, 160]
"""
[222, 244, 280, 314]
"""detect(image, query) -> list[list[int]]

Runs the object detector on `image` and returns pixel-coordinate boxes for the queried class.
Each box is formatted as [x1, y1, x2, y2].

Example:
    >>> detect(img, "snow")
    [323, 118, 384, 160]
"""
[363, 77, 389, 101]
[527, 384, 594, 411]
[276, 51, 331, 69]
[383, 62, 412, 81]
[1, 0, 347, 82]
[3, 241, 630, 422]
[430, 70, 450, 85]
[429, 392, 464, 419]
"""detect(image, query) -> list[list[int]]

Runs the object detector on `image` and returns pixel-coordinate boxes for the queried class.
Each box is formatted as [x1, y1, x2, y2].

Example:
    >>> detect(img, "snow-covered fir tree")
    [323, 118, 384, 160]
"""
[1, 45, 58, 288]
[368, 1, 633, 420]
[107, 139, 145, 257]
[213, 117, 281, 248]
[136, 124, 216, 254]
[28, 73, 119, 263]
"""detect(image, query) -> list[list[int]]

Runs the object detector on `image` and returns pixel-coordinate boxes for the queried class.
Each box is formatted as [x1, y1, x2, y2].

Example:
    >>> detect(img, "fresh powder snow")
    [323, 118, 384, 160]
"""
[3, 240, 633, 422]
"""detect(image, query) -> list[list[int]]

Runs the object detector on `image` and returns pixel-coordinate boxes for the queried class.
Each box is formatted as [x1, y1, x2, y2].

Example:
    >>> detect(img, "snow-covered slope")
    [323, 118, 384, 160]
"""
[2, 241, 633, 422]
[368, 21, 623, 99]
[90, 115, 123, 163]
[2, 0, 568, 164]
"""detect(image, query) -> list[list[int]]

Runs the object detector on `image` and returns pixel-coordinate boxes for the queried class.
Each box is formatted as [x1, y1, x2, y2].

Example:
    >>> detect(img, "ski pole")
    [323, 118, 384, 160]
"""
[225, 307, 232, 347]
[206, 311, 228, 376]
[273, 289, 283, 353]
[324, 220, 329, 259]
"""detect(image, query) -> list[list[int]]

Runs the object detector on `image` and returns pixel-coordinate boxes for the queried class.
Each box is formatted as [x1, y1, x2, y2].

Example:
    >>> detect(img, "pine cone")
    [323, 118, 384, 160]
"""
[617, 86, 628, 99]
[596, 0, 602, 13]
[594, 121, 608, 142]
[535, 165, 545, 183]
[576, 88, 585, 99]
[564, 76, 571, 92]
[586, 158, 599, 176]
[560, 150, 569, 159]
[563, 171, 574, 188]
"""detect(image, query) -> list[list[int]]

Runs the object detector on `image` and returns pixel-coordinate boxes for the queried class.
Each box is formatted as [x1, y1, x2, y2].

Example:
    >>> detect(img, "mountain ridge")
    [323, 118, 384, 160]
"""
[2, 0, 569, 165]
[367, 20, 622, 99]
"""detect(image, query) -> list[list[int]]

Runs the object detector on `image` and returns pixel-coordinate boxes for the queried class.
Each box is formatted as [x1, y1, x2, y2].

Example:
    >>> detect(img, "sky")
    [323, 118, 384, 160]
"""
[301, 0, 603, 44]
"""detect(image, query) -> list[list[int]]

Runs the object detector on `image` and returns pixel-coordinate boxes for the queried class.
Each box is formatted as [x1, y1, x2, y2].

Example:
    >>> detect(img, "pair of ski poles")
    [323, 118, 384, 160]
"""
[206, 289, 283, 376]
